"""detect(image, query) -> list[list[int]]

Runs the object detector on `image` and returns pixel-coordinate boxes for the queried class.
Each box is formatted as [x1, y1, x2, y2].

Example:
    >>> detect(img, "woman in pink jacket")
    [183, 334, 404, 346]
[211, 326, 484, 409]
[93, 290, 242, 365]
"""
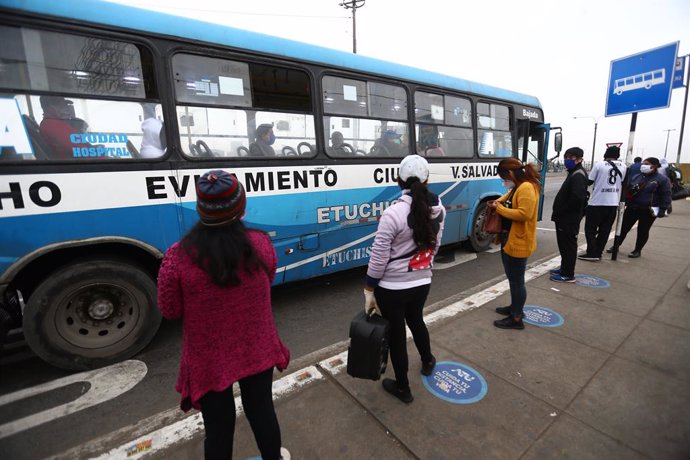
[158, 170, 290, 460]
[365, 155, 445, 403]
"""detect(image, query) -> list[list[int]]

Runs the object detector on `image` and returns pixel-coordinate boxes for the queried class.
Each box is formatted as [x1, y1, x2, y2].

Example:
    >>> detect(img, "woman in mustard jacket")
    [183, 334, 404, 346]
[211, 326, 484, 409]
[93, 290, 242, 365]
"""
[487, 158, 541, 330]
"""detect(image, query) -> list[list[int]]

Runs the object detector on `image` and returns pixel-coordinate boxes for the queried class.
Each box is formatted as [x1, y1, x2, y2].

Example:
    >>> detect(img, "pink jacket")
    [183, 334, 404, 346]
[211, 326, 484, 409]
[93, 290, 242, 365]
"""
[366, 192, 445, 287]
[157, 230, 290, 411]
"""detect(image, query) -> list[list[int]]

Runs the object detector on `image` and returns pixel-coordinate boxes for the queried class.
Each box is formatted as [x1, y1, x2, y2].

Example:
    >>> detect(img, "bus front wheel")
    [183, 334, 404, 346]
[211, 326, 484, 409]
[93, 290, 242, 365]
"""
[23, 260, 161, 370]
[468, 201, 495, 252]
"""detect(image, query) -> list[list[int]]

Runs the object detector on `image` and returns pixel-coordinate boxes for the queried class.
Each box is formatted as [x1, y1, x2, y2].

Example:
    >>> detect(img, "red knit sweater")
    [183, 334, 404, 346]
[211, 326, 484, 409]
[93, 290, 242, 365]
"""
[157, 230, 290, 411]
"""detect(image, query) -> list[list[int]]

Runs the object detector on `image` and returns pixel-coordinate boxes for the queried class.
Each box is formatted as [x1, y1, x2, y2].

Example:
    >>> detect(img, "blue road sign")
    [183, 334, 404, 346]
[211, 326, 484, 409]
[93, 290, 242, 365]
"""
[523, 305, 564, 328]
[673, 55, 686, 89]
[606, 42, 679, 117]
[422, 361, 488, 404]
[575, 274, 611, 288]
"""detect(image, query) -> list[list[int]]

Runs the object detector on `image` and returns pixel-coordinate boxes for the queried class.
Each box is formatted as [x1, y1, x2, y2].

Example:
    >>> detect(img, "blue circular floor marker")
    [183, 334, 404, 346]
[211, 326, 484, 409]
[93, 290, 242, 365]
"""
[575, 274, 610, 288]
[422, 361, 487, 404]
[523, 305, 564, 328]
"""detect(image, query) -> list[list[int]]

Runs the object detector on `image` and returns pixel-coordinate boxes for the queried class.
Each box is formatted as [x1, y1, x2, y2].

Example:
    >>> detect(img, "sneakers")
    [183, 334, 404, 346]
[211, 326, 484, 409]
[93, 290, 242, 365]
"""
[628, 250, 641, 258]
[549, 268, 562, 275]
[550, 274, 576, 283]
[577, 253, 601, 262]
[495, 305, 512, 315]
[493, 316, 525, 330]
[382, 378, 413, 403]
[421, 355, 436, 376]
[280, 447, 291, 460]
[606, 247, 614, 254]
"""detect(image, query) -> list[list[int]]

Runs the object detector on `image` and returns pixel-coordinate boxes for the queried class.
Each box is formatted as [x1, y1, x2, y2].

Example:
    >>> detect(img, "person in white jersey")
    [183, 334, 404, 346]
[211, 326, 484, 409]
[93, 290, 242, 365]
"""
[578, 146, 626, 261]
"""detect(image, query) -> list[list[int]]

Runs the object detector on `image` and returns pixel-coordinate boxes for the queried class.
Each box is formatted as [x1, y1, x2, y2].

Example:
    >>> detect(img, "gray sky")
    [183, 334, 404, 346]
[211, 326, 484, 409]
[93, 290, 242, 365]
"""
[109, 0, 690, 163]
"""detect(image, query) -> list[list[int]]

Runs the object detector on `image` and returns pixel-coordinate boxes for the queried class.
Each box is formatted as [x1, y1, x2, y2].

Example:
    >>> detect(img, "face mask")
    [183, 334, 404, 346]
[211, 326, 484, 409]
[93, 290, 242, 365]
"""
[564, 159, 577, 170]
[267, 133, 276, 145]
[640, 164, 653, 174]
[503, 180, 515, 189]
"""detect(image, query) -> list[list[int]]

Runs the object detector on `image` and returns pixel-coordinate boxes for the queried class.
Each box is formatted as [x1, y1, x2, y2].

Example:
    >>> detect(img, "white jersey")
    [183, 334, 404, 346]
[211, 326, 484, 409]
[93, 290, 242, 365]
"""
[588, 159, 627, 206]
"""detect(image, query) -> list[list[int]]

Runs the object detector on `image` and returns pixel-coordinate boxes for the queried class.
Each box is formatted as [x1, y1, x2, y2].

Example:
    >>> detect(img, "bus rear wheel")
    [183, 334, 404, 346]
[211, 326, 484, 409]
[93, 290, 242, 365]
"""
[23, 260, 161, 370]
[468, 201, 495, 252]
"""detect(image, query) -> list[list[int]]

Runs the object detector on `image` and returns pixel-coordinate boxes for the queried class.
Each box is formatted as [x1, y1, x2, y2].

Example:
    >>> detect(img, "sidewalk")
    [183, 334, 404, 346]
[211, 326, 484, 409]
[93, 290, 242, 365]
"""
[155, 201, 690, 460]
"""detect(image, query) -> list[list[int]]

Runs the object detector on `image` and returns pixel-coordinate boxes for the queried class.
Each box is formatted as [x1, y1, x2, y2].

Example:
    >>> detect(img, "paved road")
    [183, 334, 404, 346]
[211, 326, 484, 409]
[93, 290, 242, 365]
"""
[0, 175, 568, 459]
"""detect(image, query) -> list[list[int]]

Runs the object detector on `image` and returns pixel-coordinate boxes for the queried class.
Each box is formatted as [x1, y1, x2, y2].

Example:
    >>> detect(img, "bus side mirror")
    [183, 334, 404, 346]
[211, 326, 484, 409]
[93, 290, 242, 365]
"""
[554, 132, 562, 153]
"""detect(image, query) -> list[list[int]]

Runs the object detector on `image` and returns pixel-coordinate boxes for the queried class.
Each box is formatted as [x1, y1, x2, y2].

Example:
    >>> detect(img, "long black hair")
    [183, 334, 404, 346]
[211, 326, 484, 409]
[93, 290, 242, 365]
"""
[398, 176, 437, 250]
[181, 220, 268, 286]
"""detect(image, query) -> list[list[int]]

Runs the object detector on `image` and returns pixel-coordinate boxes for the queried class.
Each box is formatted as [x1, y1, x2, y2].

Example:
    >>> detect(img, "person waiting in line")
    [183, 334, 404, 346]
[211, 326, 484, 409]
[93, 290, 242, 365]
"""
[488, 158, 541, 330]
[550, 147, 589, 283]
[327, 131, 353, 156]
[39, 96, 92, 160]
[249, 124, 277, 157]
[157, 170, 290, 460]
[578, 146, 626, 262]
[139, 102, 166, 158]
[607, 157, 671, 258]
[365, 154, 445, 403]
[625, 156, 643, 184]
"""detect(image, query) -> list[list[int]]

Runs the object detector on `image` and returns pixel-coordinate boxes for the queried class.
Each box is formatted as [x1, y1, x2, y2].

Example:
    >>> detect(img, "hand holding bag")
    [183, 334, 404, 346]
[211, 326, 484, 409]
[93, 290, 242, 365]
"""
[482, 205, 503, 234]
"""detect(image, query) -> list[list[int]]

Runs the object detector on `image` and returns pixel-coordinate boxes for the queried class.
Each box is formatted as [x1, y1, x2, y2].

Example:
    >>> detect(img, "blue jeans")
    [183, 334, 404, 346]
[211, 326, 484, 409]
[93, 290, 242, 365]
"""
[501, 250, 528, 317]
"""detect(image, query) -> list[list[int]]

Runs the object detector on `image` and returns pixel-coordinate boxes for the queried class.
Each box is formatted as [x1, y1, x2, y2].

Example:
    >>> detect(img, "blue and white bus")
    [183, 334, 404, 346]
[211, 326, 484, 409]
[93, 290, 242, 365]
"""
[0, 0, 560, 369]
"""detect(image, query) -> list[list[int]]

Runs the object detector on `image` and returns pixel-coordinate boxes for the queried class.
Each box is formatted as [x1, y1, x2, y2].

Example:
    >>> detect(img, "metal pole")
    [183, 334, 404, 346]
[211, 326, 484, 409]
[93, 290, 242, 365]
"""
[612, 112, 637, 261]
[677, 55, 689, 164]
[590, 121, 598, 170]
[663, 129, 675, 159]
[352, 5, 356, 53]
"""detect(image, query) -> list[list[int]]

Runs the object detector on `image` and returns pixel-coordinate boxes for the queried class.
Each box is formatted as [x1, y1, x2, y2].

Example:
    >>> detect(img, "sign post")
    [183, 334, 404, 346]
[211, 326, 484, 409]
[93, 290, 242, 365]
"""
[677, 55, 689, 164]
[606, 43, 679, 260]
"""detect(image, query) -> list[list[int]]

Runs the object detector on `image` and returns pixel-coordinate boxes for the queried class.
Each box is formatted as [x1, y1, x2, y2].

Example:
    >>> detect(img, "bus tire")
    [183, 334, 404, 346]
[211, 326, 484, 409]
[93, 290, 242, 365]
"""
[23, 260, 161, 370]
[468, 201, 494, 252]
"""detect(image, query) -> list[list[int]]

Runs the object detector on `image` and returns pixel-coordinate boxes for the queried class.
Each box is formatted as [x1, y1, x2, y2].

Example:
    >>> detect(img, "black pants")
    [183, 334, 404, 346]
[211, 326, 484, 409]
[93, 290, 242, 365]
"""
[199, 367, 281, 460]
[555, 219, 581, 277]
[375, 284, 432, 389]
[501, 250, 528, 317]
[584, 206, 617, 257]
[618, 207, 656, 252]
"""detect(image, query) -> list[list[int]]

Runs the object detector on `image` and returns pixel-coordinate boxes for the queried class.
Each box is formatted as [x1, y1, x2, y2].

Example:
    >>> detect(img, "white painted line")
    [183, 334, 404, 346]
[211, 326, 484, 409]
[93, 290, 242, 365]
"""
[319, 351, 348, 375]
[90, 366, 324, 459]
[0, 360, 147, 440]
[433, 251, 477, 270]
[485, 244, 501, 253]
[79, 244, 589, 458]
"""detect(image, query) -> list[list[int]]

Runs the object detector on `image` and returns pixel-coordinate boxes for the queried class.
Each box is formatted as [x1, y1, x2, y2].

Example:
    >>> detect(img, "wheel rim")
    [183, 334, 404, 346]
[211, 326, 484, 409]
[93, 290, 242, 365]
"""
[473, 208, 493, 247]
[54, 283, 142, 349]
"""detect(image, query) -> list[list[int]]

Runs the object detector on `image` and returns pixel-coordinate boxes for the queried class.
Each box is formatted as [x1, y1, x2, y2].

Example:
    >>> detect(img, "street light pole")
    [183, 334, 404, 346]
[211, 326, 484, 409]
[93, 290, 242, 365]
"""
[573, 115, 602, 169]
[339, 0, 366, 54]
[663, 128, 676, 159]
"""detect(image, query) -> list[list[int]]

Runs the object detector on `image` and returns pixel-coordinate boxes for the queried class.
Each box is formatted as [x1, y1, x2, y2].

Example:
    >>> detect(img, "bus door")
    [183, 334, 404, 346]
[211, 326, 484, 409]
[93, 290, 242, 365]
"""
[517, 116, 551, 220]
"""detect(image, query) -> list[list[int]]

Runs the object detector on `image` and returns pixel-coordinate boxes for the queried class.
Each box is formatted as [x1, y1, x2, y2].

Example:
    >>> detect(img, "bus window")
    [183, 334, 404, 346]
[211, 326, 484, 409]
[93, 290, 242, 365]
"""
[322, 75, 409, 158]
[414, 91, 474, 158]
[477, 102, 512, 158]
[172, 54, 315, 159]
[0, 25, 162, 161]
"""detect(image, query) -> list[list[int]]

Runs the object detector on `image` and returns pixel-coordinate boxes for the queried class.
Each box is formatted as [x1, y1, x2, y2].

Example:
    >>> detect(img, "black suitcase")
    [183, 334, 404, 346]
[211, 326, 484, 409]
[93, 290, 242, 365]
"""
[346, 310, 390, 380]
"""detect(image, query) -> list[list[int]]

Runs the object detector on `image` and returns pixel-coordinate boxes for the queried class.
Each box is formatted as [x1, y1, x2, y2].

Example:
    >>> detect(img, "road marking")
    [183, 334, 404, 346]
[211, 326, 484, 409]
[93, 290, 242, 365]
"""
[60, 243, 592, 459]
[88, 366, 324, 460]
[433, 250, 477, 270]
[0, 360, 147, 440]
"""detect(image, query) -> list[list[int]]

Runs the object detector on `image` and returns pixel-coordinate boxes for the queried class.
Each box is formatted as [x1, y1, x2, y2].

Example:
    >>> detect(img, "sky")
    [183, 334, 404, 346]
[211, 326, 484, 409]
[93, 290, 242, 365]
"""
[107, 0, 690, 164]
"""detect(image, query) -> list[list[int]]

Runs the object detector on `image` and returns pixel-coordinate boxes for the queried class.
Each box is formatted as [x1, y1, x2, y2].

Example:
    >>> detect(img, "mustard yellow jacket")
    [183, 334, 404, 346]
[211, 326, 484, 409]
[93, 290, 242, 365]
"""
[495, 181, 539, 258]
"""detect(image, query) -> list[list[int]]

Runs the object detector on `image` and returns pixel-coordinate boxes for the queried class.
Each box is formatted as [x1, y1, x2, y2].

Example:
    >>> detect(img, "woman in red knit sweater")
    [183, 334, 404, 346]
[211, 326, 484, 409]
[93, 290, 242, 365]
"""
[157, 170, 290, 460]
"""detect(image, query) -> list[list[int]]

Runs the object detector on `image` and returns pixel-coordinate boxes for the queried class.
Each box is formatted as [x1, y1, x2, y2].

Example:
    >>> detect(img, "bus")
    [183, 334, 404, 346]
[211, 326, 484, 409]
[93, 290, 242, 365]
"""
[0, 0, 560, 370]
